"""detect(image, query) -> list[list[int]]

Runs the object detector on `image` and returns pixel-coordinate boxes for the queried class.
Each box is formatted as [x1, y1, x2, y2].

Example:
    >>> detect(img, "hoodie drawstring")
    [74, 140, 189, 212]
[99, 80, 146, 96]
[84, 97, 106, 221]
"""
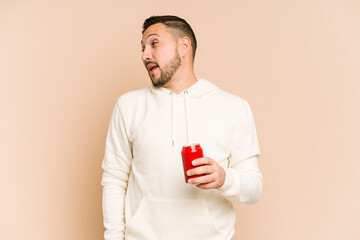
[170, 92, 174, 146]
[169, 90, 190, 147]
[183, 90, 190, 146]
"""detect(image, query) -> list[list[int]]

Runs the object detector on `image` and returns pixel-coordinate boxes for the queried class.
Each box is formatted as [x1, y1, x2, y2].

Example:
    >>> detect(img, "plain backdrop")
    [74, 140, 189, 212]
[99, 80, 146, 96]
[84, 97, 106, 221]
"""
[1, 0, 359, 239]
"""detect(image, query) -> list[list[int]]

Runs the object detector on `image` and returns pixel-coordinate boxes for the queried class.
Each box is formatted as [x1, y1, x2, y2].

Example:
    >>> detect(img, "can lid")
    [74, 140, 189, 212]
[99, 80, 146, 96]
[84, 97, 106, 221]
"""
[182, 143, 200, 148]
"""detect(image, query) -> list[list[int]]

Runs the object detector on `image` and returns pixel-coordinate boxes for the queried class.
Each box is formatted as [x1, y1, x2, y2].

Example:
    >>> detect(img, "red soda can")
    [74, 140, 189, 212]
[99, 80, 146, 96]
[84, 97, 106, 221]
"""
[181, 143, 205, 183]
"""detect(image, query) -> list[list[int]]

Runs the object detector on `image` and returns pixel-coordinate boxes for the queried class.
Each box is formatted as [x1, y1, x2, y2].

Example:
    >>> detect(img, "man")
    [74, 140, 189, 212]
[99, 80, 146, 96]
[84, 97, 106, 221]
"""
[101, 15, 263, 240]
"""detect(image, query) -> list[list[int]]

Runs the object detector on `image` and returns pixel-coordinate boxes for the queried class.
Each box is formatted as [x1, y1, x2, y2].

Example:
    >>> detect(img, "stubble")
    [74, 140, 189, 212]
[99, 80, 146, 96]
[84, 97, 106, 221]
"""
[151, 50, 181, 88]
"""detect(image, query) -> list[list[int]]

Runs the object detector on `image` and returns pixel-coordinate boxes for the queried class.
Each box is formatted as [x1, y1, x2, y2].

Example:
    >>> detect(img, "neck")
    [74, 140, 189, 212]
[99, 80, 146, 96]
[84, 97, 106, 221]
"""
[164, 67, 197, 95]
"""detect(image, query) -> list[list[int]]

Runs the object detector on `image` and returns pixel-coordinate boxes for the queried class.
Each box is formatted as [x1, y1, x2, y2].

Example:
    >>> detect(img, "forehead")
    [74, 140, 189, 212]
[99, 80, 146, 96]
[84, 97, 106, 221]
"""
[141, 23, 174, 43]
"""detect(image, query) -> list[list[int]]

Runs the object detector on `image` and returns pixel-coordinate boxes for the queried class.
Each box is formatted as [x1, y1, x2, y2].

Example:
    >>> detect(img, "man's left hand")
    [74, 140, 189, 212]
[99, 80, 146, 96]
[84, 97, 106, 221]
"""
[187, 157, 226, 189]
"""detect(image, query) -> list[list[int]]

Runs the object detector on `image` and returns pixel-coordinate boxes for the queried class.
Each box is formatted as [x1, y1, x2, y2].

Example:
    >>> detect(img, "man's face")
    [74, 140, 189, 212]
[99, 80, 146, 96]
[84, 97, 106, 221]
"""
[141, 23, 181, 87]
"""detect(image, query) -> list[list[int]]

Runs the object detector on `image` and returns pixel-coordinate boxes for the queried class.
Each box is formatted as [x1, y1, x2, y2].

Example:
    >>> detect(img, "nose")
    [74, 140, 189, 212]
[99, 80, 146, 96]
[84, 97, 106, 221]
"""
[141, 47, 152, 62]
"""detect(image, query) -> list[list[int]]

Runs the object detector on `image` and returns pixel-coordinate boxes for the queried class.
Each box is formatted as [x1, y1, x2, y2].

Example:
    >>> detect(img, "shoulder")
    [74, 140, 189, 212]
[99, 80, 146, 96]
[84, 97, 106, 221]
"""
[218, 89, 248, 104]
[118, 87, 149, 102]
[115, 87, 150, 108]
[207, 82, 250, 110]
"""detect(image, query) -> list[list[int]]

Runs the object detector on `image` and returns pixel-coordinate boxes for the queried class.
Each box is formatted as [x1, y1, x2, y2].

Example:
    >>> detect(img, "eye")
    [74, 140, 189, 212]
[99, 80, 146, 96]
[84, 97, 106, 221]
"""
[151, 41, 158, 47]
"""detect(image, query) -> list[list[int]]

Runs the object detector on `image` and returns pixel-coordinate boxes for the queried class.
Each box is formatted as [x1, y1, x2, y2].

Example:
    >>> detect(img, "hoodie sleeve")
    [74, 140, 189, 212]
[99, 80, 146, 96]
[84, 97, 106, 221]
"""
[218, 101, 263, 203]
[101, 98, 133, 240]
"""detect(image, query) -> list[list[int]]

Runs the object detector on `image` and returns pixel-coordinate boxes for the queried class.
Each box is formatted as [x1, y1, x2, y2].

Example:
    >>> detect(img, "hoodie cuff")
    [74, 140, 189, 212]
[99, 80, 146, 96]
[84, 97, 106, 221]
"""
[218, 167, 238, 194]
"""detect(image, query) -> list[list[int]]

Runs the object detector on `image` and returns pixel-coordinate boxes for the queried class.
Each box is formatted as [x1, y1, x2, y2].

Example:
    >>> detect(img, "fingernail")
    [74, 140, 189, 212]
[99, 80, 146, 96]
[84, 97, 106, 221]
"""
[187, 170, 190, 176]
[192, 160, 196, 166]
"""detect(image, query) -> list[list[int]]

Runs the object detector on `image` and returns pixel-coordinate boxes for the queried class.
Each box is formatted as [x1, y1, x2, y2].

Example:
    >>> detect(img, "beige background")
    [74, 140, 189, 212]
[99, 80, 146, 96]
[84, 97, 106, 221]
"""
[1, 0, 359, 239]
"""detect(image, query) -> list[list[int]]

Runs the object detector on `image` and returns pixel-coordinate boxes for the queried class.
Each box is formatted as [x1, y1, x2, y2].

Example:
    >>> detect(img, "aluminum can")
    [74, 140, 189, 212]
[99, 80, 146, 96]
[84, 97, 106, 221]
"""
[181, 143, 205, 183]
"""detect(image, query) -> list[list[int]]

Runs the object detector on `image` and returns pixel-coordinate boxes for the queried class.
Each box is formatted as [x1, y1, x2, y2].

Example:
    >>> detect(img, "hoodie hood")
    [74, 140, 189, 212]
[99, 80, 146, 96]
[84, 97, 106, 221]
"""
[149, 79, 219, 146]
[149, 78, 219, 98]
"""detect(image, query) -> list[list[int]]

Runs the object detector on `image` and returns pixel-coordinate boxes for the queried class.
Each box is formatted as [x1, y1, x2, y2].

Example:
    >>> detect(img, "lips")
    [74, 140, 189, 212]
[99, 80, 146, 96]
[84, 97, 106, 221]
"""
[146, 63, 158, 74]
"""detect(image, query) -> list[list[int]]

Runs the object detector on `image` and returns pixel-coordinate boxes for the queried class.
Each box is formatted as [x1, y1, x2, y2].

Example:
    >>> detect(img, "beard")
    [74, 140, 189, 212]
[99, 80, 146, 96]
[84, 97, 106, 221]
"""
[150, 50, 181, 88]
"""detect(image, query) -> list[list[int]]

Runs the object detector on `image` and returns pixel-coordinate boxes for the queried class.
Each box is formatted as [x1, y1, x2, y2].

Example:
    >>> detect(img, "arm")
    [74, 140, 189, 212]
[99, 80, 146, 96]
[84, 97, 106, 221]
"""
[187, 101, 262, 204]
[218, 155, 263, 203]
[101, 99, 133, 240]
[187, 156, 262, 203]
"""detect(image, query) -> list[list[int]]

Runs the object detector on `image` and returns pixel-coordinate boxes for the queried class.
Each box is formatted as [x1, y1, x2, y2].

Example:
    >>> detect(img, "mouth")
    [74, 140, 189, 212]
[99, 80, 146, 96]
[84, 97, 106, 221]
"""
[146, 63, 159, 74]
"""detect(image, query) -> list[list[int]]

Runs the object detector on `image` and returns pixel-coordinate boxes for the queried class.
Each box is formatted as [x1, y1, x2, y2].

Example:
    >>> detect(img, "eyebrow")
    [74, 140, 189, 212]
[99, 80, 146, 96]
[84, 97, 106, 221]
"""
[141, 33, 160, 45]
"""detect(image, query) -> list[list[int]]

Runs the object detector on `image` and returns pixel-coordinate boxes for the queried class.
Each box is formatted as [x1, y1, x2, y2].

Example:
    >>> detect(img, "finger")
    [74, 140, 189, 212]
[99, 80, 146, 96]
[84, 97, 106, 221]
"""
[188, 174, 214, 185]
[192, 157, 214, 166]
[196, 182, 219, 190]
[187, 165, 213, 176]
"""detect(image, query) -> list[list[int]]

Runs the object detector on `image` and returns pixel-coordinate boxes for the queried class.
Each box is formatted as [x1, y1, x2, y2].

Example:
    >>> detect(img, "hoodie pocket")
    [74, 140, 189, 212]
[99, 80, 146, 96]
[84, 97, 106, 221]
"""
[126, 197, 220, 240]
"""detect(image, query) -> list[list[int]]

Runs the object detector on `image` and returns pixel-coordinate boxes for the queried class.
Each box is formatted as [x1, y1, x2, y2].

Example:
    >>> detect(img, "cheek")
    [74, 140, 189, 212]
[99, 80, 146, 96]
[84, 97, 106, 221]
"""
[157, 48, 175, 64]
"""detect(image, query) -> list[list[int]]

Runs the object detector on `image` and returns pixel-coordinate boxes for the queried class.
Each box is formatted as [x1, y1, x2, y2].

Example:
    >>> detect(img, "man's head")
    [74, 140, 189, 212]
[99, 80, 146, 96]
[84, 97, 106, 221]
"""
[141, 15, 197, 88]
[142, 15, 197, 59]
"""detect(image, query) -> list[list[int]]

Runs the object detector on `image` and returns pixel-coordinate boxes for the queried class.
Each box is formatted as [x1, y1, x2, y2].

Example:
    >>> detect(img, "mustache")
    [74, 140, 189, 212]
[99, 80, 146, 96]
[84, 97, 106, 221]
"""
[145, 60, 157, 65]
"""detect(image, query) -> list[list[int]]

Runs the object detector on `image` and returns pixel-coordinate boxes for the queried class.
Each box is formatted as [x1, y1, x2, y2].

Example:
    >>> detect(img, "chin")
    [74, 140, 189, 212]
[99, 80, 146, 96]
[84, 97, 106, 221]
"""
[150, 79, 161, 88]
[152, 78, 170, 88]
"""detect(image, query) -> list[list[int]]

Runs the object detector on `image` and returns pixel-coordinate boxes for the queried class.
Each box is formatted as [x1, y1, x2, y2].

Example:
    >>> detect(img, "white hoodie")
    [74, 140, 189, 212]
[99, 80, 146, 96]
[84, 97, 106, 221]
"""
[101, 79, 262, 240]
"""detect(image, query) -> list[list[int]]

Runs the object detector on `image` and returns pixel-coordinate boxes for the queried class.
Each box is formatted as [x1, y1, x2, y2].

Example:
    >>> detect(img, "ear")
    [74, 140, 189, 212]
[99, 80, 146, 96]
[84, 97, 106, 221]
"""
[178, 37, 191, 58]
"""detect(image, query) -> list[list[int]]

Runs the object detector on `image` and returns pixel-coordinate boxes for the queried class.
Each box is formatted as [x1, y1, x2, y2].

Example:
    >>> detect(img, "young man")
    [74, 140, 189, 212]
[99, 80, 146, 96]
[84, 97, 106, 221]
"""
[101, 15, 263, 240]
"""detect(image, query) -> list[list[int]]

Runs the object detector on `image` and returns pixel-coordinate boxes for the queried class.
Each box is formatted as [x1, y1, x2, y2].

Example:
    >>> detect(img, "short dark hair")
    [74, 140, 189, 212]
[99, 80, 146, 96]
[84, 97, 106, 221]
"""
[142, 15, 197, 59]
